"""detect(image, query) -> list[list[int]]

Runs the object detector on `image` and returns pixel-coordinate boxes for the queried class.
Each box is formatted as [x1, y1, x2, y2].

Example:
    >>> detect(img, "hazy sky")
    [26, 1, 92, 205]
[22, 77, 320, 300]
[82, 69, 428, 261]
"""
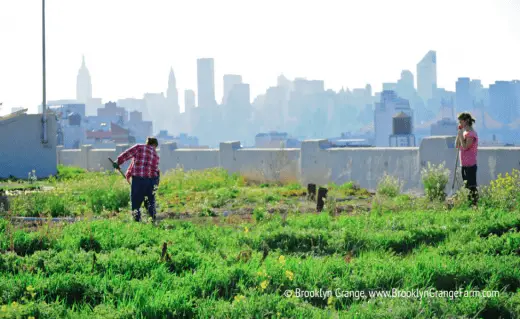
[1, 0, 519, 115]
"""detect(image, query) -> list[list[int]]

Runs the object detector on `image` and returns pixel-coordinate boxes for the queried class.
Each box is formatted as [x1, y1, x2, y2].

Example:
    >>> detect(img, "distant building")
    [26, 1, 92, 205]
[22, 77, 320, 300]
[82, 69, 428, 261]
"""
[173, 133, 200, 147]
[167, 67, 180, 115]
[85, 122, 131, 145]
[184, 90, 196, 110]
[431, 117, 458, 136]
[227, 83, 251, 106]
[489, 80, 520, 124]
[223, 74, 243, 104]
[383, 83, 397, 91]
[157, 130, 174, 141]
[60, 112, 85, 149]
[293, 78, 324, 95]
[329, 138, 372, 147]
[374, 91, 414, 147]
[143, 92, 166, 133]
[47, 104, 87, 149]
[97, 102, 127, 124]
[127, 110, 153, 143]
[456, 77, 472, 113]
[197, 58, 216, 108]
[117, 98, 149, 120]
[76, 55, 92, 104]
[337, 132, 374, 146]
[255, 131, 300, 148]
[417, 50, 437, 103]
[395, 70, 415, 101]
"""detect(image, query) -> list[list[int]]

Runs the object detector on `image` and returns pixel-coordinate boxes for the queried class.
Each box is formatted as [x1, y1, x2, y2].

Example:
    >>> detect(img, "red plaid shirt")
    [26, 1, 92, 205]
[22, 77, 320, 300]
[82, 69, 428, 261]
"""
[117, 144, 160, 181]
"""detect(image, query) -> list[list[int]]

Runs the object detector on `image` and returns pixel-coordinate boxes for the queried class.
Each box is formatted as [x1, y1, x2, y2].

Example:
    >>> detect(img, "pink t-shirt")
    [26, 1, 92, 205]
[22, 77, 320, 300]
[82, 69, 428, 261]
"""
[460, 130, 478, 167]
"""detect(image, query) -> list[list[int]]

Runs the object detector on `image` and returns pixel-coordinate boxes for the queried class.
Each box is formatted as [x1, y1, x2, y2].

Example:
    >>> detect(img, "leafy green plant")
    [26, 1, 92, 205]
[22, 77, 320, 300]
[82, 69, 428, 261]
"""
[479, 169, 520, 211]
[421, 162, 450, 201]
[376, 174, 403, 198]
[452, 186, 472, 209]
[253, 207, 266, 222]
[56, 164, 88, 181]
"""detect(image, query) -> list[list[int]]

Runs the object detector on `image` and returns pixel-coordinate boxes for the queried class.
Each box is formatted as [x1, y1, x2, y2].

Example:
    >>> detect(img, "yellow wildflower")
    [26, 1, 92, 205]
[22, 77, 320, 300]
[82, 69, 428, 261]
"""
[285, 270, 294, 281]
[234, 294, 246, 303]
[1, 305, 7, 312]
[244, 227, 249, 233]
[278, 255, 286, 265]
[260, 280, 269, 290]
[257, 269, 267, 277]
[327, 295, 334, 306]
[26, 285, 35, 292]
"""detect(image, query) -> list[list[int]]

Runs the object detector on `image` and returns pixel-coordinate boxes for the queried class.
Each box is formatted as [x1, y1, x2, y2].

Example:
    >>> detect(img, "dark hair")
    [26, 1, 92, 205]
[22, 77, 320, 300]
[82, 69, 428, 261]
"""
[146, 137, 158, 147]
[457, 112, 476, 126]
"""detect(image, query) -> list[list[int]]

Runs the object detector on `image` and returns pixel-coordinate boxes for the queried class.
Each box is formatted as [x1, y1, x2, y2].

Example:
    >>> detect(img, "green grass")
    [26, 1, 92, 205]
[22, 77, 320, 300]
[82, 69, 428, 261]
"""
[3, 166, 371, 218]
[1, 210, 520, 318]
[1, 166, 520, 317]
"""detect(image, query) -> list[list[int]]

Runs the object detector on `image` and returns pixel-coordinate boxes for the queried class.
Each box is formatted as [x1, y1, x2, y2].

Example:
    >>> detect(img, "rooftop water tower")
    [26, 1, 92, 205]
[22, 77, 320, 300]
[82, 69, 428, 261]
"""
[389, 112, 415, 146]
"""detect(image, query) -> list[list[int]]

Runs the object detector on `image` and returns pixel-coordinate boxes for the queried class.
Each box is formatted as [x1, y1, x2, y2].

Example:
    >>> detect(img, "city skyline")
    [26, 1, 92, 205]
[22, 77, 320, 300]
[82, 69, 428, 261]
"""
[1, 0, 519, 115]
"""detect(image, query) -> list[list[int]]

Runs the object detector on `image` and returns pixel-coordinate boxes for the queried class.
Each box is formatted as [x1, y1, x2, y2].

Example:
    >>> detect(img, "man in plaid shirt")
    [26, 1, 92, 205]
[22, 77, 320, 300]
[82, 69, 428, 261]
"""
[113, 137, 160, 222]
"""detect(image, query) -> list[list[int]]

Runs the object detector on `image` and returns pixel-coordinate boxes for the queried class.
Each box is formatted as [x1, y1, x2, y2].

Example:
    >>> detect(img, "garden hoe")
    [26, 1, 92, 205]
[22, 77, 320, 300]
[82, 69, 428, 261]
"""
[448, 125, 462, 199]
[108, 157, 152, 217]
[449, 150, 459, 198]
[108, 157, 130, 185]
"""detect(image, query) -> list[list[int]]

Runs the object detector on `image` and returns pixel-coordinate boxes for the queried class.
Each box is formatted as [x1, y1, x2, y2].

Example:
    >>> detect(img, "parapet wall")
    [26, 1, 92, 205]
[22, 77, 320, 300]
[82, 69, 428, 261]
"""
[56, 136, 520, 193]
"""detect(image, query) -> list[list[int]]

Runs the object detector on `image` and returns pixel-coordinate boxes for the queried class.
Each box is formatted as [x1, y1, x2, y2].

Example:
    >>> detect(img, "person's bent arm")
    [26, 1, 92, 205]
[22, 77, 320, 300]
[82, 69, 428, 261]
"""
[456, 129, 463, 148]
[117, 145, 139, 166]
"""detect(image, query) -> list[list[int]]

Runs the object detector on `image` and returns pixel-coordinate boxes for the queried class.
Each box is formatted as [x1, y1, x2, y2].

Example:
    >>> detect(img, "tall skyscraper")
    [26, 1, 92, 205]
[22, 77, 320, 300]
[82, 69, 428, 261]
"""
[456, 77, 472, 113]
[396, 70, 415, 101]
[197, 58, 216, 108]
[222, 74, 242, 104]
[227, 83, 250, 107]
[416, 50, 437, 103]
[489, 80, 520, 124]
[167, 67, 180, 115]
[76, 55, 92, 103]
[184, 89, 196, 110]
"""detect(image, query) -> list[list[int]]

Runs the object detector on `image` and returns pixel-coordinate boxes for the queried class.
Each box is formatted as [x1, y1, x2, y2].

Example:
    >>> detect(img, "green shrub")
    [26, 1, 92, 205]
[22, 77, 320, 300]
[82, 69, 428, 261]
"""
[56, 165, 87, 180]
[253, 207, 266, 222]
[376, 174, 403, 198]
[479, 169, 520, 211]
[421, 162, 450, 201]
[452, 186, 472, 209]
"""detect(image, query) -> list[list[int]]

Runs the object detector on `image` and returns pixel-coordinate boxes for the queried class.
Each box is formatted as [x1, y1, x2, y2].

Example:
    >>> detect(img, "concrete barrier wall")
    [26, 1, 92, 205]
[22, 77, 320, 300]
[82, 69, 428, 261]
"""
[57, 137, 520, 192]
[232, 148, 300, 183]
[300, 140, 421, 191]
[478, 148, 520, 186]
[159, 142, 219, 172]
[58, 149, 82, 167]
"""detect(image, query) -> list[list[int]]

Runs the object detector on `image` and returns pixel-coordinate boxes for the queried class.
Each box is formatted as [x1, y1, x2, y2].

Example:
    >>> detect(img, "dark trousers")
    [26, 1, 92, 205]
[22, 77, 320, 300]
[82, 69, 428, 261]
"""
[131, 176, 159, 222]
[462, 165, 478, 206]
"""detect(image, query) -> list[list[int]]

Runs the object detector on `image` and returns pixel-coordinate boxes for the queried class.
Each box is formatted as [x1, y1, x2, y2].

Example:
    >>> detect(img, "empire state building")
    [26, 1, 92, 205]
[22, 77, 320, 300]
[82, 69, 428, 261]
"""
[76, 55, 92, 103]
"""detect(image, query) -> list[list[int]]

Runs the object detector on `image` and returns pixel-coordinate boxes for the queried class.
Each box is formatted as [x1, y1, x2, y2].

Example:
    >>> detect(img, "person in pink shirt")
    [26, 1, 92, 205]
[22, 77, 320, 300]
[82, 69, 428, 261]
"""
[456, 112, 478, 206]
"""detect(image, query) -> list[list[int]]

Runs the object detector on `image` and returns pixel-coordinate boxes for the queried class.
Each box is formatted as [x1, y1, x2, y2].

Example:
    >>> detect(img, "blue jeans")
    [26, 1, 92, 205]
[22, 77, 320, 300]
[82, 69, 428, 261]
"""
[131, 176, 159, 221]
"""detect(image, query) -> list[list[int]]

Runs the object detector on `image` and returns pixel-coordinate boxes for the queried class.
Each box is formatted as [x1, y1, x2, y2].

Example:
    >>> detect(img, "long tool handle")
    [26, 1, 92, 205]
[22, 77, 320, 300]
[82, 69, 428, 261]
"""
[108, 157, 131, 184]
[451, 148, 459, 191]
